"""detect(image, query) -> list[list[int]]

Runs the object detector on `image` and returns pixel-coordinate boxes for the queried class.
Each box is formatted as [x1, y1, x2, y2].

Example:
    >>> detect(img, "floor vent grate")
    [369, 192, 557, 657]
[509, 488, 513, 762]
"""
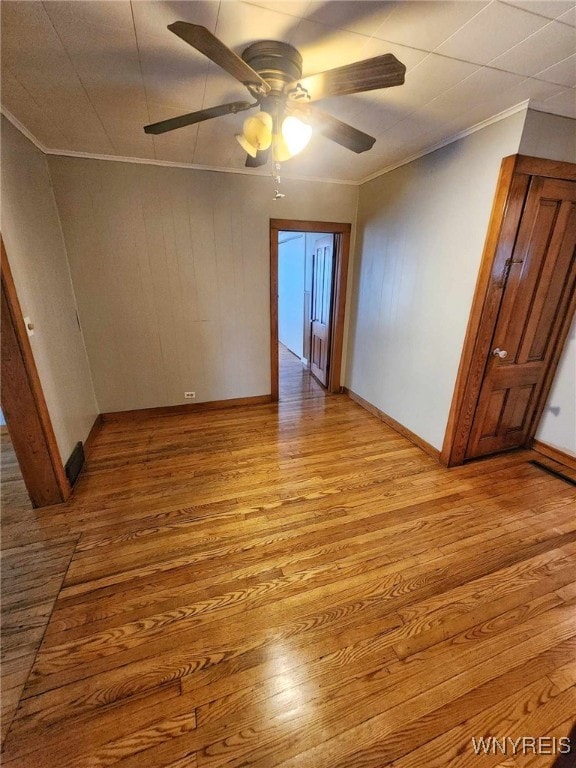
[529, 460, 576, 487]
[65, 441, 85, 487]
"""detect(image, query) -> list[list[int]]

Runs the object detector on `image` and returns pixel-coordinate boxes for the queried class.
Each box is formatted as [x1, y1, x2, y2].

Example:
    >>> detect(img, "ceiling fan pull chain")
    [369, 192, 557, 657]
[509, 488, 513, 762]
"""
[273, 162, 285, 200]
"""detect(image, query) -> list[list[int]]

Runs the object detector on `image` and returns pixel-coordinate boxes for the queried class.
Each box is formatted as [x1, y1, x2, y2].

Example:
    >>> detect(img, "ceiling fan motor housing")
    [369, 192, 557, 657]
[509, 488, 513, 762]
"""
[241, 41, 303, 93]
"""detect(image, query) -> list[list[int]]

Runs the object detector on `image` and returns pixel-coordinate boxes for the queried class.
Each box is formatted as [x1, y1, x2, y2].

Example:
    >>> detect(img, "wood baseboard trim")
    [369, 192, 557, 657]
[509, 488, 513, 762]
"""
[101, 395, 273, 423]
[83, 414, 103, 457]
[532, 439, 576, 471]
[343, 387, 440, 462]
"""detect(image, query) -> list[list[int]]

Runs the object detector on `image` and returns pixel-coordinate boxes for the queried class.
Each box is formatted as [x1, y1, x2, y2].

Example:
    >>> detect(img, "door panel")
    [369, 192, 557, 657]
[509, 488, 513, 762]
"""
[310, 236, 334, 386]
[466, 177, 576, 459]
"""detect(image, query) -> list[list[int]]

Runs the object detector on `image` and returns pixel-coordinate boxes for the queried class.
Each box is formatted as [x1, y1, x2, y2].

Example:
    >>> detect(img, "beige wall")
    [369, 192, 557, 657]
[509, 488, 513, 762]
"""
[536, 315, 575, 457]
[519, 110, 576, 164]
[48, 156, 358, 412]
[1, 117, 98, 462]
[346, 111, 527, 450]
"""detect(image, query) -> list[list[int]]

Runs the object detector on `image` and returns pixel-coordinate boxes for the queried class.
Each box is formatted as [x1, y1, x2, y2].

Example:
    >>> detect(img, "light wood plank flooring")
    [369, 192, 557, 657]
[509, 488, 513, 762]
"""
[279, 343, 325, 402]
[1, 350, 575, 767]
[0, 430, 78, 744]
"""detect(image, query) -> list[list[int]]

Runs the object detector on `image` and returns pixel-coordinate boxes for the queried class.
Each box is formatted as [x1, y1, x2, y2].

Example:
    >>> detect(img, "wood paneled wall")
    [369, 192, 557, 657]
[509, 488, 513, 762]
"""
[346, 111, 527, 451]
[0, 117, 98, 461]
[536, 314, 576, 457]
[48, 157, 358, 413]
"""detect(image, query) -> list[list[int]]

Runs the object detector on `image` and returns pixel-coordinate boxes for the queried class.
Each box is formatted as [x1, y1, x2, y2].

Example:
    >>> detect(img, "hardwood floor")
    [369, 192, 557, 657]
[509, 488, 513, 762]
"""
[0, 430, 77, 744]
[279, 343, 325, 402]
[1, 350, 575, 767]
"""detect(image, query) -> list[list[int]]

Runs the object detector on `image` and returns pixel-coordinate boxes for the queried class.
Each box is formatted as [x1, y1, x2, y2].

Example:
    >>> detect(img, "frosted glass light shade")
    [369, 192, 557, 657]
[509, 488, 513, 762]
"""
[281, 116, 312, 156]
[273, 134, 294, 163]
[235, 112, 273, 156]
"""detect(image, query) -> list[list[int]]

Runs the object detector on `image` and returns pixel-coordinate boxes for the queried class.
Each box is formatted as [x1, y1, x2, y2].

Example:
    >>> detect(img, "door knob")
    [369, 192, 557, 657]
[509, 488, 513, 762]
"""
[492, 348, 508, 359]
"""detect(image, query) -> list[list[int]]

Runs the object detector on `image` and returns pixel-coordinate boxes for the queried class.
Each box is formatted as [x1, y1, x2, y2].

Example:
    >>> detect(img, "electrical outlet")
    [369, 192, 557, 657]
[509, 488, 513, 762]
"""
[184, 392, 196, 400]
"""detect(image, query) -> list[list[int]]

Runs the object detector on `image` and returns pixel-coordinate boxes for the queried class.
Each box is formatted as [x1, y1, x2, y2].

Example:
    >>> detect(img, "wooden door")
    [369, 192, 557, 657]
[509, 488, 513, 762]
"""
[466, 176, 576, 459]
[310, 236, 334, 386]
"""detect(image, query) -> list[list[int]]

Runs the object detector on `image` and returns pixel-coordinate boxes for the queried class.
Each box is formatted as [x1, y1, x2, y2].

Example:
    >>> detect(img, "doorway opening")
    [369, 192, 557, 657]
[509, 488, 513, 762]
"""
[270, 219, 351, 402]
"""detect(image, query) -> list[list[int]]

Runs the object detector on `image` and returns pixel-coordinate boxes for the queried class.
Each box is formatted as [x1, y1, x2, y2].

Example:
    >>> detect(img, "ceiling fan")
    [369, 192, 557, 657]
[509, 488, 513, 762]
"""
[144, 22, 406, 168]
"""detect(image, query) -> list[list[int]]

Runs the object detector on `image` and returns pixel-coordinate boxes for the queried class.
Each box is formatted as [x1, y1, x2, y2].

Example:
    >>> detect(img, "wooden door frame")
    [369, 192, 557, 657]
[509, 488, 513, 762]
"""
[1, 237, 70, 506]
[441, 155, 576, 467]
[270, 219, 351, 400]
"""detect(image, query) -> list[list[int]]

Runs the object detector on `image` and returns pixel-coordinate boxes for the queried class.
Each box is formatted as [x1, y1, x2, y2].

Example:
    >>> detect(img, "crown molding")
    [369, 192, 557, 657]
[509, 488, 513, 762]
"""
[41, 148, 359, 186]
[525, 102, 576, 121]
[47, 150, 358, 186]
[359, 100, 531, 185]
[0, 108, 357, 186]
[3, 100, 537, 188]
[1, 107, 50, 154]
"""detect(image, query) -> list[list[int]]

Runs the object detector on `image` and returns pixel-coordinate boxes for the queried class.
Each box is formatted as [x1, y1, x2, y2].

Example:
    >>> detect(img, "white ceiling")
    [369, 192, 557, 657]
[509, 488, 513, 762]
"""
[1, 0, 575, 182]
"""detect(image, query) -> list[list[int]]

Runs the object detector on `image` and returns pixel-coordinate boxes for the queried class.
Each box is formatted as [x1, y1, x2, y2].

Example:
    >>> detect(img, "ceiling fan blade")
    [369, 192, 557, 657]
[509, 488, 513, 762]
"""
[168, 22, 270, 94]
[245, 147, 270, 168]
[285, 54, 405, 102]
[144, 101, 256, 135]
[303, 107, 376, 153]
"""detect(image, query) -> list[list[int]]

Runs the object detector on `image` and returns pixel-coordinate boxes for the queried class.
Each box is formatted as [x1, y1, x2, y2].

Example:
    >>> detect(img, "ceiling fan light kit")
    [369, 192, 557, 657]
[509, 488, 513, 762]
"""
[281, 116, 313, 156]
[234, 109, 311, 161]
[144, 22, 406, 196]
[235, 112, 273, 157]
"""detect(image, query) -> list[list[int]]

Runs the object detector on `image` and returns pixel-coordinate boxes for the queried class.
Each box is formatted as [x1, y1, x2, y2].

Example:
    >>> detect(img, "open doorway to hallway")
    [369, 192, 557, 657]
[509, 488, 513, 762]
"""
[270, 219, 352, 402]
[277, 229, 333, 401]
